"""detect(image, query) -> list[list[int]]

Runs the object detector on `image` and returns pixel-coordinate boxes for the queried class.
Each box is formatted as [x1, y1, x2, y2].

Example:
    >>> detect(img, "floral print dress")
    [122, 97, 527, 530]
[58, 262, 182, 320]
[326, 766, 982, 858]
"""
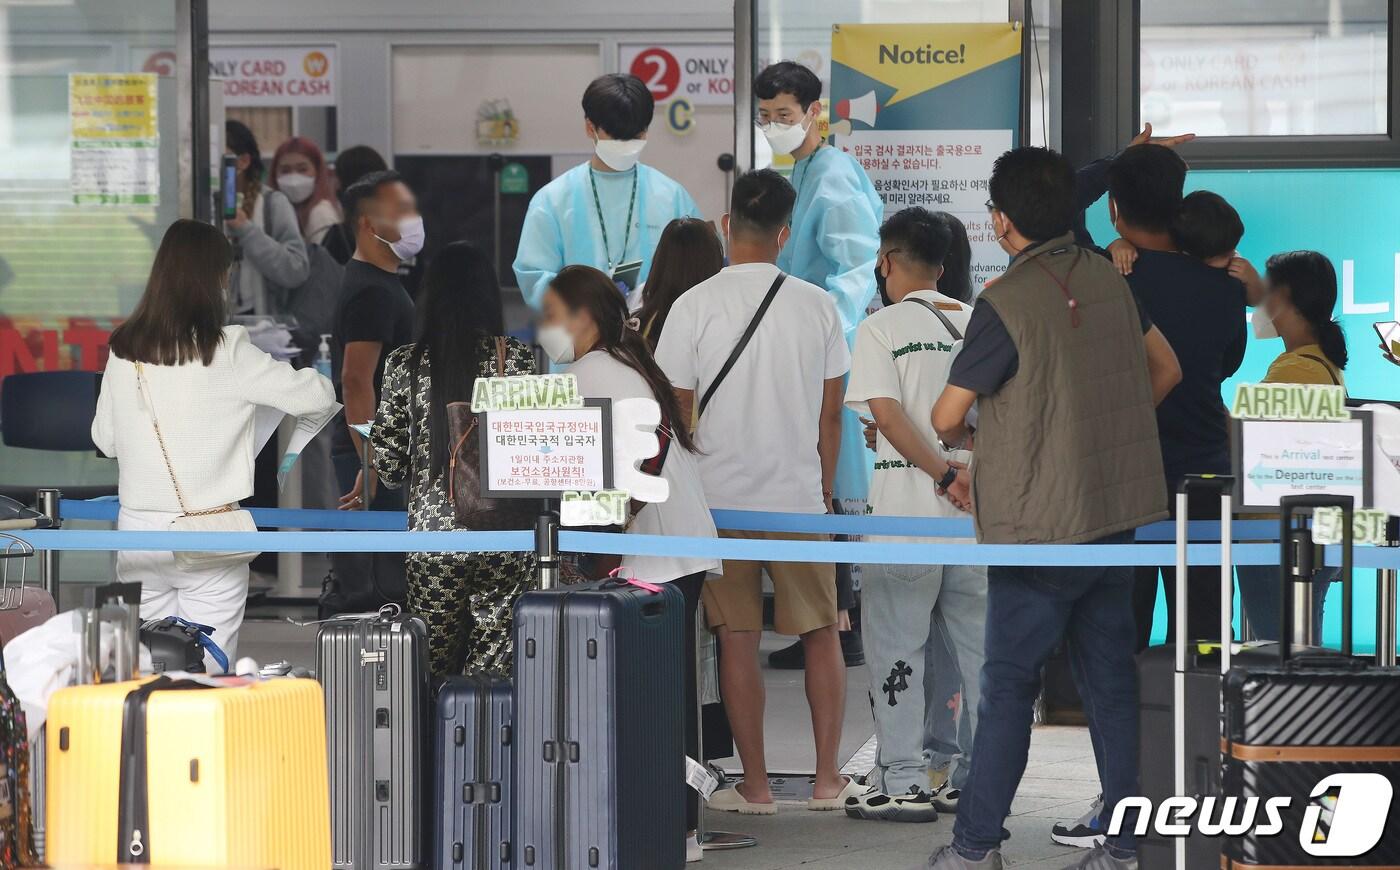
[373, 336, 537, 678]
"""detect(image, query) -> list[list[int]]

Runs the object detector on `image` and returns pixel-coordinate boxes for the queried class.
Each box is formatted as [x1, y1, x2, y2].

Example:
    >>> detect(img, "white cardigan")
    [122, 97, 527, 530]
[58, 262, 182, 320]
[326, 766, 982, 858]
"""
[92, 325, 337, 513]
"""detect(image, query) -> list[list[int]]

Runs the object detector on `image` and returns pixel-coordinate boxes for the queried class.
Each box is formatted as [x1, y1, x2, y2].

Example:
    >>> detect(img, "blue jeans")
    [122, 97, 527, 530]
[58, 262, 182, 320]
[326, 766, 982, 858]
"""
[1236, 565, 1335, 642]
[953, 531, 1141, 858]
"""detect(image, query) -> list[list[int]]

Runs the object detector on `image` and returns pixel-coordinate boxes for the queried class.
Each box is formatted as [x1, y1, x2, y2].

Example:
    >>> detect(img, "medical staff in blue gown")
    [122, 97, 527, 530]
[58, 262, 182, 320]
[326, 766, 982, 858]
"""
[757, 61, 883, 507]
[514, 73, 700, 308]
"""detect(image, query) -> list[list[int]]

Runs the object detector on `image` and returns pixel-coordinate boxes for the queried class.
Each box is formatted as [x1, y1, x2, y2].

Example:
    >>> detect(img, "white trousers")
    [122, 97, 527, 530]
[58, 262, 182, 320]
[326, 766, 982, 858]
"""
[116, 507, 250, 673]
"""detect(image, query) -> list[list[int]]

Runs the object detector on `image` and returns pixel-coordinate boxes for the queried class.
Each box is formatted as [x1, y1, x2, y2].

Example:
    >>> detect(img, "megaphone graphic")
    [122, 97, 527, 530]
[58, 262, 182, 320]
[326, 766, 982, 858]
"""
[835, 90, 879, 127]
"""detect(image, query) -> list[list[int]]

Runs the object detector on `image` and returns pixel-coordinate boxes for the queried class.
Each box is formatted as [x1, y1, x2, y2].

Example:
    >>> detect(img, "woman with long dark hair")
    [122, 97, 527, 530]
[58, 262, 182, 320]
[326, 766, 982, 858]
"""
[635, 217, 725, 349]
[537, 264, 719, 859]
[93, 219, 336, 669]
[933, 211, 974, 303]
[1236, 250, 1346, 639]
[372, 241, 536, 677]
[224, 120, 310, 315]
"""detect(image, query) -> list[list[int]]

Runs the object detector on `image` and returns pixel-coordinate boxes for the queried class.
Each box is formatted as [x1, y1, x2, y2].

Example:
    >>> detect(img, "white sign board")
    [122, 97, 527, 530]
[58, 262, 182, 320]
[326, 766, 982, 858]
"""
[839, 129, 1012, 293]
[209, 45, 337, 107]
[620, 44, 735, 106]
[1235, 416, 1372, 510]
[481, 403, 612, 497]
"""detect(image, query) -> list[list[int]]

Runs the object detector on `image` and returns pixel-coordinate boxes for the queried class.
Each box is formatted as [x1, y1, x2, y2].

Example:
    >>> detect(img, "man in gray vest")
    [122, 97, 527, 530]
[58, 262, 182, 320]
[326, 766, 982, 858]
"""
[914, 147, 1180, 870]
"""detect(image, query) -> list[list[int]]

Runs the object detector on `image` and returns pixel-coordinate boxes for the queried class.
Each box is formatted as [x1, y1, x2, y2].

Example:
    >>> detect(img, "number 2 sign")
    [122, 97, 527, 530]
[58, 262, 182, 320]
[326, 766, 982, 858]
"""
[629, 47, 681, 101]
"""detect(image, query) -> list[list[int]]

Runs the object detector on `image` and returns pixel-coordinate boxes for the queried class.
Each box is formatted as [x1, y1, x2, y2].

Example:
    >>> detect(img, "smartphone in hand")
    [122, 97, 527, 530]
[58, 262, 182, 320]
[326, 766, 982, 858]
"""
[1375, 321, 1400, 361]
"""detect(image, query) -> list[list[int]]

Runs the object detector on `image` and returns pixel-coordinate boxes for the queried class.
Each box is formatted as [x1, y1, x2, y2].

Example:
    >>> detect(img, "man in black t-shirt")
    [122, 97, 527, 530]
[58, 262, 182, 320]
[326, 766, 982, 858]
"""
[1105, 145, 1247, 650]
[332, 170, 422, 508]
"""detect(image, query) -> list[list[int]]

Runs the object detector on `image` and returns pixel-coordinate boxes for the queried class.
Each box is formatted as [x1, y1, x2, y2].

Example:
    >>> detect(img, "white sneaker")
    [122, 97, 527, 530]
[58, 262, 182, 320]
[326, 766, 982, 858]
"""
[930, 781, 960, 812]
[686, 833, 703, 863]
[844, 785, 939, 823]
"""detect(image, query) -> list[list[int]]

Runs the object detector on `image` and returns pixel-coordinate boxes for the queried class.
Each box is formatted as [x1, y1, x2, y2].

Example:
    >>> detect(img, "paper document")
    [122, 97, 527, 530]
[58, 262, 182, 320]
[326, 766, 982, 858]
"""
[254, 402, 343, 491]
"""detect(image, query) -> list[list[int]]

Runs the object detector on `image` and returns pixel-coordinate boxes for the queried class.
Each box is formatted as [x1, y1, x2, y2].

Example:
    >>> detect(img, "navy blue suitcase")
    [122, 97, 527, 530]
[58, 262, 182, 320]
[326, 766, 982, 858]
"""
[514, 580, 685, 870]
[433, 675, 513, 870]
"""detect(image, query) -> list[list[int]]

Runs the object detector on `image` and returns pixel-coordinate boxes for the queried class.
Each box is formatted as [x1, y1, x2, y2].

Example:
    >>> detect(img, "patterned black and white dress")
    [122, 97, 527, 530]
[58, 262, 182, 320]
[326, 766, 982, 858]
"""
[373, 337, 537, 678]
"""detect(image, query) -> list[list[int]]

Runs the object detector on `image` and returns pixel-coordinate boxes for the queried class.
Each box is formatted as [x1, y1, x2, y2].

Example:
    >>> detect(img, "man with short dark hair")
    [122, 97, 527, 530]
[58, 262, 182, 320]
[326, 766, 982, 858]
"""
[513, 73, 699, 305]
[656, 168, 860, 816]
[1106, 144, 1247, 652]
[333, 170, 420, 510]
[842, 207, 984, 824]
[755, 59, 883, 669]
[914, 147, 1181, 870]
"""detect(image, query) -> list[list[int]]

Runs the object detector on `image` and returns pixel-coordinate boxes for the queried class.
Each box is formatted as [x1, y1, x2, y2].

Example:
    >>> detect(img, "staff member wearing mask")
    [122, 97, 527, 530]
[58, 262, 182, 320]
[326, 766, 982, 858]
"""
[333, 170, 423, 509]
[755, 60, 884, 669]
[513, 74, 700, 306]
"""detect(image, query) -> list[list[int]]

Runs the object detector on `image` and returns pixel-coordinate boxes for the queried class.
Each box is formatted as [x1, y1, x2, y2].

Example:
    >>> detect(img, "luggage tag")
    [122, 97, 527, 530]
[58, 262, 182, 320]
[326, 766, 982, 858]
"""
[685, 756, 720, 800]
[606, 567, 662, 594]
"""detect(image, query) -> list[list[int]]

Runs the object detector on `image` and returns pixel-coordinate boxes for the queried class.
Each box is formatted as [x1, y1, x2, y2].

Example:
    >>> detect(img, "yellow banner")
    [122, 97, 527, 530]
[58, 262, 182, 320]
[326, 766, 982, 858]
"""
[831, 23, 1020, 107]
[69, 73, 158, 141]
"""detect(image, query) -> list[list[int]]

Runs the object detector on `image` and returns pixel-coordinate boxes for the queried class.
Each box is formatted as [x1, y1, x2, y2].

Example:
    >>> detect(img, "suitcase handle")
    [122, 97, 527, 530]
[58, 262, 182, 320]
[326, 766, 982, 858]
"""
[1174, 475, 1236, 678]
[1278, 495, 1354, 664]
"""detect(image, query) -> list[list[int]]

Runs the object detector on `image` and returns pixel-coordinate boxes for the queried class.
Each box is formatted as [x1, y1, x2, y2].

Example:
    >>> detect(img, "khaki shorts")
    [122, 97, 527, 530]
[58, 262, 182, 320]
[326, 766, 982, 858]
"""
[703, 529, 837, 636]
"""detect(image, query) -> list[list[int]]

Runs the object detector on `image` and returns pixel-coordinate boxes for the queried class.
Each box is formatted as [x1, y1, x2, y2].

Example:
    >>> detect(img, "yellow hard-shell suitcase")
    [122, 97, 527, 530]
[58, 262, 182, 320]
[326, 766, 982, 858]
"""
[45, 675, 330, 869]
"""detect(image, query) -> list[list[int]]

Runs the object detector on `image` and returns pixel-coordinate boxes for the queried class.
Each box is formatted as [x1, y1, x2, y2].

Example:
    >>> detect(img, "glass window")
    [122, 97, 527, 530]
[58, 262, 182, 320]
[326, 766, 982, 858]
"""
[1141, 0, 1389, 137]
[0, 1, 187, 496]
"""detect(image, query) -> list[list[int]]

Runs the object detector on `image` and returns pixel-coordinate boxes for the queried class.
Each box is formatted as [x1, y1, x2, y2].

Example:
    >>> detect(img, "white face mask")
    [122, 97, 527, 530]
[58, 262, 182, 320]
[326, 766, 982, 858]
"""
[594, 138, 647, 172]
[537, 323, 577, 365]
[375, 215, 425, 261]
[760, 113, 811, 155]
[1251, 295, 1279, 339]
[277, 172, 315, 204]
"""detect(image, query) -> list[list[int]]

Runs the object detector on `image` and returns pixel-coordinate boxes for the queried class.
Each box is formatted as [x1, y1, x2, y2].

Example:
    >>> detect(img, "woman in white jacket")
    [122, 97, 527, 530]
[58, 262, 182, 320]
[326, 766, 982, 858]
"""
[92, 219, 337, 668]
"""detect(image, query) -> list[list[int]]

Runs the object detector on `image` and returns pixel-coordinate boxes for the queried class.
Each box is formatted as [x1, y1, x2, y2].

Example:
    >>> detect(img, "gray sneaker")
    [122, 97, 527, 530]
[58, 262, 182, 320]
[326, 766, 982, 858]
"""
[908, 844, 1004, 869]
[1067, 846, 1137, 869]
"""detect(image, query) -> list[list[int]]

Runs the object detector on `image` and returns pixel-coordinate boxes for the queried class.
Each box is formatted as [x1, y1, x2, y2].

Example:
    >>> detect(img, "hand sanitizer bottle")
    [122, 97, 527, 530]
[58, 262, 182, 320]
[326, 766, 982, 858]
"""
[314, 334, 333, 379]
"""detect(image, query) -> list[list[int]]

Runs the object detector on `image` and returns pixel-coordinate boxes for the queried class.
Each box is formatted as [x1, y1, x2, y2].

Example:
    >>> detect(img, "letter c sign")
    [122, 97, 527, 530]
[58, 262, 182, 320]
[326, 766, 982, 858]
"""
[667, 98, 695, 136]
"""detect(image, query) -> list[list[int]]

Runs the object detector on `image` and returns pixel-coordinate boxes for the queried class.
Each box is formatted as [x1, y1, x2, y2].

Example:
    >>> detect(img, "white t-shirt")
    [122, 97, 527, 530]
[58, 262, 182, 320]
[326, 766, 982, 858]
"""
[844, 289, 973, 541]
[655, 262, 850, 513]
[568, 350, 721, 583]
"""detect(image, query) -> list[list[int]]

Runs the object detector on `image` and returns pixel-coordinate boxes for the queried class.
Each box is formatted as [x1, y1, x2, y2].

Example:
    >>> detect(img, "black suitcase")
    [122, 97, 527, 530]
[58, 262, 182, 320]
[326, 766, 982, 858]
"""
[514, 580, 685, 870]
[433, 675, 513, 870]
[1221, 495, 1400, 868]
[317, 605, 431, 870]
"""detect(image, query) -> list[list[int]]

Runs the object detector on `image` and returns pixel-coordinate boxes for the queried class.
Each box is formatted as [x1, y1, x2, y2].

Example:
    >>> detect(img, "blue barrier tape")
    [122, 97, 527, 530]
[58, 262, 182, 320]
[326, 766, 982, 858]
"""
[10, 528, 1400, 569]
[60, 498, 1280, 541]
[58, 499, 408, 530]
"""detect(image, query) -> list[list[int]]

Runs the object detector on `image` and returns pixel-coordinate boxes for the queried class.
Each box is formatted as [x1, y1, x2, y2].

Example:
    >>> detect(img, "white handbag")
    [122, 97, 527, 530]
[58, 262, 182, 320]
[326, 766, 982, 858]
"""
[134, 362, 260, 572]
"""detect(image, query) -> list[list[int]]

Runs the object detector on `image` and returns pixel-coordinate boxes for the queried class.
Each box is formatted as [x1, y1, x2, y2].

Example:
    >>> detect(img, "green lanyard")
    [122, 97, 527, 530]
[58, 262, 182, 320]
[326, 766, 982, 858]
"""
[588, 167, 638, 270]
[791, 142, 824, 202]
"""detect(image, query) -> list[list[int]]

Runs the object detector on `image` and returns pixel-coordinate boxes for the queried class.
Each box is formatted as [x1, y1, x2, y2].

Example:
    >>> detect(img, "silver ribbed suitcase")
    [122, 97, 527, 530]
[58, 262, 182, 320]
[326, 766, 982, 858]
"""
[317, 605, 430, 869]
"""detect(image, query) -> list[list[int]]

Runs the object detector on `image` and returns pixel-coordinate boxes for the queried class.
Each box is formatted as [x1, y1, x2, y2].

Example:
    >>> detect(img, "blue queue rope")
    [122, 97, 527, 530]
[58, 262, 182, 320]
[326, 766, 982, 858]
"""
[11, 528, 1400, 569]
[58, 499, 1278, 541]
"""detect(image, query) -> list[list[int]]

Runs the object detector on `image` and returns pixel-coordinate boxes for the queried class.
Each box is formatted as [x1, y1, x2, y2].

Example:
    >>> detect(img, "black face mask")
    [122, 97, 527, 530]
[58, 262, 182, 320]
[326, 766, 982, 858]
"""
[875, 258, 892, 308]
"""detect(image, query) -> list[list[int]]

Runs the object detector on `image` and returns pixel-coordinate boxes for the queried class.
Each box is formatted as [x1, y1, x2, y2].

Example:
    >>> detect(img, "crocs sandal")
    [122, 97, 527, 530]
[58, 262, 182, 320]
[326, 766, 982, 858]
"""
[708, 784, 777, 815]
[807, 775, 864, 811]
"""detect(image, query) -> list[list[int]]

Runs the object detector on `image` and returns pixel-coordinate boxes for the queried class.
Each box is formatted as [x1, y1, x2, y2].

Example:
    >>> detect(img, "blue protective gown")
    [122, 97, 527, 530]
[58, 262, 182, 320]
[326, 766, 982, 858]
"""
[513, 161, 700, 308]
[776, 144, 884, 503]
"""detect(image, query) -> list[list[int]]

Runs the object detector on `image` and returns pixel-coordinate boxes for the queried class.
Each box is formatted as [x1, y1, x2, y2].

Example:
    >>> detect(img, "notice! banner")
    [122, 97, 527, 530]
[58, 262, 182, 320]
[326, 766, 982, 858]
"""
[831, 23, 1021, 293]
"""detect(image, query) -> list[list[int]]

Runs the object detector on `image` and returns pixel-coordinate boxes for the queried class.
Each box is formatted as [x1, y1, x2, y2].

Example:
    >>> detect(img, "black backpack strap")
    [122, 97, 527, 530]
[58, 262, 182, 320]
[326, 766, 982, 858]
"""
[1297, 353, 1341, 387]
[697, 271, 786, 418]
[903, 295, 963, 341]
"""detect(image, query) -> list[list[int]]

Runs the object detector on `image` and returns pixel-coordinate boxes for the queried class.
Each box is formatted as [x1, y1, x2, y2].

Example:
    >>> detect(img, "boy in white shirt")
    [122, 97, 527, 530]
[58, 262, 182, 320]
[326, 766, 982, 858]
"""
[843, 207, 986, 823]
[656, 168, 860, 814]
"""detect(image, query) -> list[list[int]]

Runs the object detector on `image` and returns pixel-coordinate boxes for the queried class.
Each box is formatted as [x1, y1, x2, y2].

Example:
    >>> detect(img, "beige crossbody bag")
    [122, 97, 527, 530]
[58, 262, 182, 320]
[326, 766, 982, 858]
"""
[134, 362, 260, 572]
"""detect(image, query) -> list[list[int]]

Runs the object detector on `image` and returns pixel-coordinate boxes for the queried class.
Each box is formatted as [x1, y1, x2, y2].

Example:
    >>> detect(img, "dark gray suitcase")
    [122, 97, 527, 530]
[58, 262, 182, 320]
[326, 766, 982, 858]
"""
[433, 675, 512, 870]
[318, 605, 430, 869]
[1138, 484, 1351, 869]
[514, 580, 685, 870]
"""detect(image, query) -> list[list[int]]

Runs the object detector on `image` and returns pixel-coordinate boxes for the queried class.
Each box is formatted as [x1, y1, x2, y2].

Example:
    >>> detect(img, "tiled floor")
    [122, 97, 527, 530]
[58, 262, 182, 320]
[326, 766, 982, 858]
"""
[239, 620, 1098, 870]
